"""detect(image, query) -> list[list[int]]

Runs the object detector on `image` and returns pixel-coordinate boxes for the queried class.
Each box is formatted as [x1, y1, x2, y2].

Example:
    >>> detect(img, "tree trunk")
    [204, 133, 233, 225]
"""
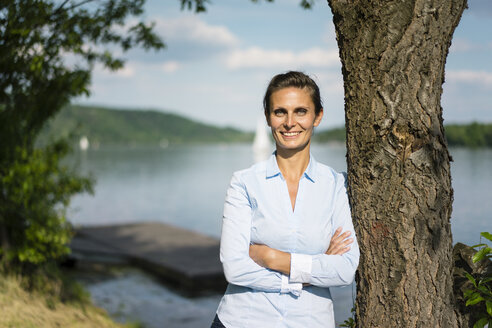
[327, 0, 467, 327]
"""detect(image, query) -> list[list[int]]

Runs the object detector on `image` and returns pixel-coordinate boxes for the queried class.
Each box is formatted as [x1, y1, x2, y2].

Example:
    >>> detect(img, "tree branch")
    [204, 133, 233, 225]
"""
[54, 0, 70, 13]
[64, 0, 99, 12]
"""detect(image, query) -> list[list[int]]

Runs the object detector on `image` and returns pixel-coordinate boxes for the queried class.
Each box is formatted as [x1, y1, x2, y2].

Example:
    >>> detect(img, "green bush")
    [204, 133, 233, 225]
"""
[463, 232, 492, 328]
[0, 139, 92, 268]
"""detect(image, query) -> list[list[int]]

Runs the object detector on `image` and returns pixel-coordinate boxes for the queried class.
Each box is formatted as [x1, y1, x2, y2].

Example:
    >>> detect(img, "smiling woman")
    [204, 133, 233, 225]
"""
[211, 71, 359, 328]
[267, 86, 323, 158]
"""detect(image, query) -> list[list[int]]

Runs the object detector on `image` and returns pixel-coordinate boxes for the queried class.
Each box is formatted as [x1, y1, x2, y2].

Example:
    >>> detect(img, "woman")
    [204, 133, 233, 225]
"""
[212, 71, 359, 328]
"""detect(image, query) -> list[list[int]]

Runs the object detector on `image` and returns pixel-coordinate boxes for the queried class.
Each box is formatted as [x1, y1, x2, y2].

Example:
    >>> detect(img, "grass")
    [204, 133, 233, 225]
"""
[0, 271, 143, 328]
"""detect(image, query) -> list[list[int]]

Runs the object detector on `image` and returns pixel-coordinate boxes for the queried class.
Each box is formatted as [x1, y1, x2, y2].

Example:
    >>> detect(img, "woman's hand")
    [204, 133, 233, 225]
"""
[249, 227, 353, 275]
[249, 244, 291, 275]
[326, 227, 353, 255]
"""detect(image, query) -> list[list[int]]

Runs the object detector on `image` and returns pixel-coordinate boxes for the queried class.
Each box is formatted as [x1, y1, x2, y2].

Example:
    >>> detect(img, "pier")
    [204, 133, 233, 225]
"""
[69, 222, 226, 296]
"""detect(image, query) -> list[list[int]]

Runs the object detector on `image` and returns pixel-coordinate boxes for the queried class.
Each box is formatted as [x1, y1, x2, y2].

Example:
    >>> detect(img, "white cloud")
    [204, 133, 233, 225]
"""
[450, 38, 475, 52]
[446, 70, 492, 87]
[155, 16, 239, 47]
[125, 15, 241, 63]
[226, 47, 340, 70]
[115, 65, 135, 77]
[314, 72, 344, 95]
[161, 61, 180, 73]
[449, 38, 492, 53]
[94, 63, 135, 78]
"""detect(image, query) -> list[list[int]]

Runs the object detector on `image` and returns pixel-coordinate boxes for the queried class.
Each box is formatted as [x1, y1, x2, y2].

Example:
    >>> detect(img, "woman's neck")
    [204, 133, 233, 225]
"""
[275, 143, 311, 182]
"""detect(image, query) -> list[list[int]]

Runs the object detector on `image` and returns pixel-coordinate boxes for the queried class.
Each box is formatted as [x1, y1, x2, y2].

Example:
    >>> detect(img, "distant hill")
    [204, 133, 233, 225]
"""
[315, 123, 492, 148]
[444, 122, 492, 148]
[39, 105, 254, 147]
[313, 127, 346, 143]
[39, 106, 491, 148]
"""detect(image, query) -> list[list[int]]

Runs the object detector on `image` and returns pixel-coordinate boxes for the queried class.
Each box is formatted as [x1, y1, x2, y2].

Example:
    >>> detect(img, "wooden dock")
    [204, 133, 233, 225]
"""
[69, 222, 226, 295]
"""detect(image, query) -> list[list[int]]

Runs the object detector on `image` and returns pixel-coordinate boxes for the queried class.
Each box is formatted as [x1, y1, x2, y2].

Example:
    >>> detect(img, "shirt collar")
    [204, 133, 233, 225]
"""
[266, 151, 317, 183]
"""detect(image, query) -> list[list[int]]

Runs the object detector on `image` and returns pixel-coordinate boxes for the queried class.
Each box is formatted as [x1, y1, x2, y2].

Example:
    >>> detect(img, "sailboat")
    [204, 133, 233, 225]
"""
[79, 136, 89, 150]
[252, 117, 272, 163]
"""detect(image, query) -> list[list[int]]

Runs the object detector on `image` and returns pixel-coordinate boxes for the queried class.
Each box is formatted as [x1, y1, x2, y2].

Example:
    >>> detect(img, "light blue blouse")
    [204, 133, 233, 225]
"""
[216, 153, 359, 328]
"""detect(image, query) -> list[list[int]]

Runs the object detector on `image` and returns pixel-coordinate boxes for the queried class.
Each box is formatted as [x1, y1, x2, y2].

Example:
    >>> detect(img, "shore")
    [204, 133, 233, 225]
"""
[71, 265, 222, 328]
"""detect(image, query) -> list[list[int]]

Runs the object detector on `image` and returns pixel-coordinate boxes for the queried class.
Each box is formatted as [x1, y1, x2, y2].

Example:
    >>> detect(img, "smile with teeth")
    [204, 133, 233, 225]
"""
[281, 131, 302, 137]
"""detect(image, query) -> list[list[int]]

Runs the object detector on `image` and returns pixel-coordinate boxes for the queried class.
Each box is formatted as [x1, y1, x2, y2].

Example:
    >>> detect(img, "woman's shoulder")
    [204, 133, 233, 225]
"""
[314, 160, 347, 183]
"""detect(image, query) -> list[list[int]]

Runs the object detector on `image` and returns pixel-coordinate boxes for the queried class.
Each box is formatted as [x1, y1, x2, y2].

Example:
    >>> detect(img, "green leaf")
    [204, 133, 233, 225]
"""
[473, 317, 488, 328]
[480, 232, 492, 242]
[467, 293, 485, 306]
[340, 317, 355, 328]
[472, 243, 488, 248]
[473, 247, 492, 263]
[477, 284, 489, 294]
[486, 300, 492, 317]
[464, 289, 475, 298]
[465, 272, 477, 286]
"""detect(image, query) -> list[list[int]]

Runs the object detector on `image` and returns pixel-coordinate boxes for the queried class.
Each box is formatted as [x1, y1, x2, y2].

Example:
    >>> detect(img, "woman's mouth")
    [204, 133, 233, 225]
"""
[280, 131, 302, 137]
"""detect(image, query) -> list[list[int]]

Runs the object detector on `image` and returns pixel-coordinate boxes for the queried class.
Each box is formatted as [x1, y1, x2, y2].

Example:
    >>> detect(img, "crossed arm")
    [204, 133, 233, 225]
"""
[220, 172, 359, 294]
[249, 227, 354, 276]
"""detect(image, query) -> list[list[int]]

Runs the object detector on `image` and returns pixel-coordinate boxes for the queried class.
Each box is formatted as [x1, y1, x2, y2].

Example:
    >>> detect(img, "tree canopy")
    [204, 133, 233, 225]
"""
[0, 0, 163, 269]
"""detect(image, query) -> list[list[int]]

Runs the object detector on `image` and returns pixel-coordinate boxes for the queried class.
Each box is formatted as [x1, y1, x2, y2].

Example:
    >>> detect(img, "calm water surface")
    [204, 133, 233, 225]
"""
[68, 143, 492, 327]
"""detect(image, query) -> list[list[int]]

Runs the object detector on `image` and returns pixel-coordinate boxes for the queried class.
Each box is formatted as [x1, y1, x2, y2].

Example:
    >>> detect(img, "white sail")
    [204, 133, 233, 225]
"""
[253, 117, 272, 163]
[79, 136, 89, 150]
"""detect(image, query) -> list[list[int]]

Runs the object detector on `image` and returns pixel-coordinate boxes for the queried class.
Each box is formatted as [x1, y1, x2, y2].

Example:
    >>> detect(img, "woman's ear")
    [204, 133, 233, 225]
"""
[265, 111, 271, 127]
[314, 108, 324, 127]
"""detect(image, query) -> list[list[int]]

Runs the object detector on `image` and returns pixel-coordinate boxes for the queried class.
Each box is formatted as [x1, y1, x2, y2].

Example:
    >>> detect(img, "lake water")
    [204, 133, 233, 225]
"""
[68, 143, 492, 327]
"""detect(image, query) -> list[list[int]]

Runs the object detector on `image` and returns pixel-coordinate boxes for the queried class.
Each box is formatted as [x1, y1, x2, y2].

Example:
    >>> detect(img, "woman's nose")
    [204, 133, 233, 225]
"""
[284, 114, 295, 128]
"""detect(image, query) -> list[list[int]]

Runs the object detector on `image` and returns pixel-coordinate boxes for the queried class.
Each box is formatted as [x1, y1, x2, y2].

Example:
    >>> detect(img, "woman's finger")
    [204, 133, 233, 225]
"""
[329, 238, 353, 255]
[336, 238, 353, 253]
[332, 230, 350, 243]
[335, 245, 351, 255]
[326, 233, 353, 255]
[331, 231, 351, 246]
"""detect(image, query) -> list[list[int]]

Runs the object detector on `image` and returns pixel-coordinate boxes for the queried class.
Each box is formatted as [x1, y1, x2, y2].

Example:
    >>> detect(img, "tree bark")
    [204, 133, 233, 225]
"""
[327, 0, 467, 327]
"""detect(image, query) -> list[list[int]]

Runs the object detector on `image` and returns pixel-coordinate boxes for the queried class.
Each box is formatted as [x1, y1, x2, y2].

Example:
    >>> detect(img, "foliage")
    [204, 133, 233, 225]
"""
[0, 268, 137, 327]
[0, 0, 163, 269]
[463, 232, 492, 328]
[445, 122, 492, 148]
[340, 307, 356, 328]
[314, 123, 492, 147]
[181, 0, 318, 11]
[13, 263, 90, 307]
[314, 126, 346, 143]
[39, 105, 254, 146]
[0, 0, 164, 154]
[0, 139, 92, 267]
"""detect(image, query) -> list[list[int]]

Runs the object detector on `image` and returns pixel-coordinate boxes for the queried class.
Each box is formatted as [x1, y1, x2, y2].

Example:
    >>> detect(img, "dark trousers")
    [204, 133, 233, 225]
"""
[211, 314, 226, 328]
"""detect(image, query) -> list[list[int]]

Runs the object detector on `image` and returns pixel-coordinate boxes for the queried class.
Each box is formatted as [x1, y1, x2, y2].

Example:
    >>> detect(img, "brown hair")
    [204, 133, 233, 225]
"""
[263, 71, 323, 116]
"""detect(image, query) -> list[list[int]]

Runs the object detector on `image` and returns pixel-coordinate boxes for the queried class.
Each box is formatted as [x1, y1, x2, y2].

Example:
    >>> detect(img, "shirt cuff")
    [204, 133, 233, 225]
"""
[280, 274, 302, 296]
[290, 253, 313, 283]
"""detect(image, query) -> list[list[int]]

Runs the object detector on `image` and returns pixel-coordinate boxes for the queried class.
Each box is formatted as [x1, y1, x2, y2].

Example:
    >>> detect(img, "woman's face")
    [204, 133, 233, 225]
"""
[266, 87, 323, 153]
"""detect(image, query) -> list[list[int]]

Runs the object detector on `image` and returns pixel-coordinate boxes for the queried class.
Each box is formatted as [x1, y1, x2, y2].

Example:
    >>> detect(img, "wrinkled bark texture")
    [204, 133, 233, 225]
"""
[327, 0, 467, 327]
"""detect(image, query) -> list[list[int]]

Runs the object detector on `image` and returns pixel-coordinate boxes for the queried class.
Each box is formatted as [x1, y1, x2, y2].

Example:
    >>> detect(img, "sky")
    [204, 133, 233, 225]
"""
[76, 0, 492, 131]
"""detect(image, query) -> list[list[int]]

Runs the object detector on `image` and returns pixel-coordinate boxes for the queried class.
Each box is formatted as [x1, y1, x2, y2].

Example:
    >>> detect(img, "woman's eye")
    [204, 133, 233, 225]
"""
[273, 110, 285, 116]
[297, 109, 307, 115]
